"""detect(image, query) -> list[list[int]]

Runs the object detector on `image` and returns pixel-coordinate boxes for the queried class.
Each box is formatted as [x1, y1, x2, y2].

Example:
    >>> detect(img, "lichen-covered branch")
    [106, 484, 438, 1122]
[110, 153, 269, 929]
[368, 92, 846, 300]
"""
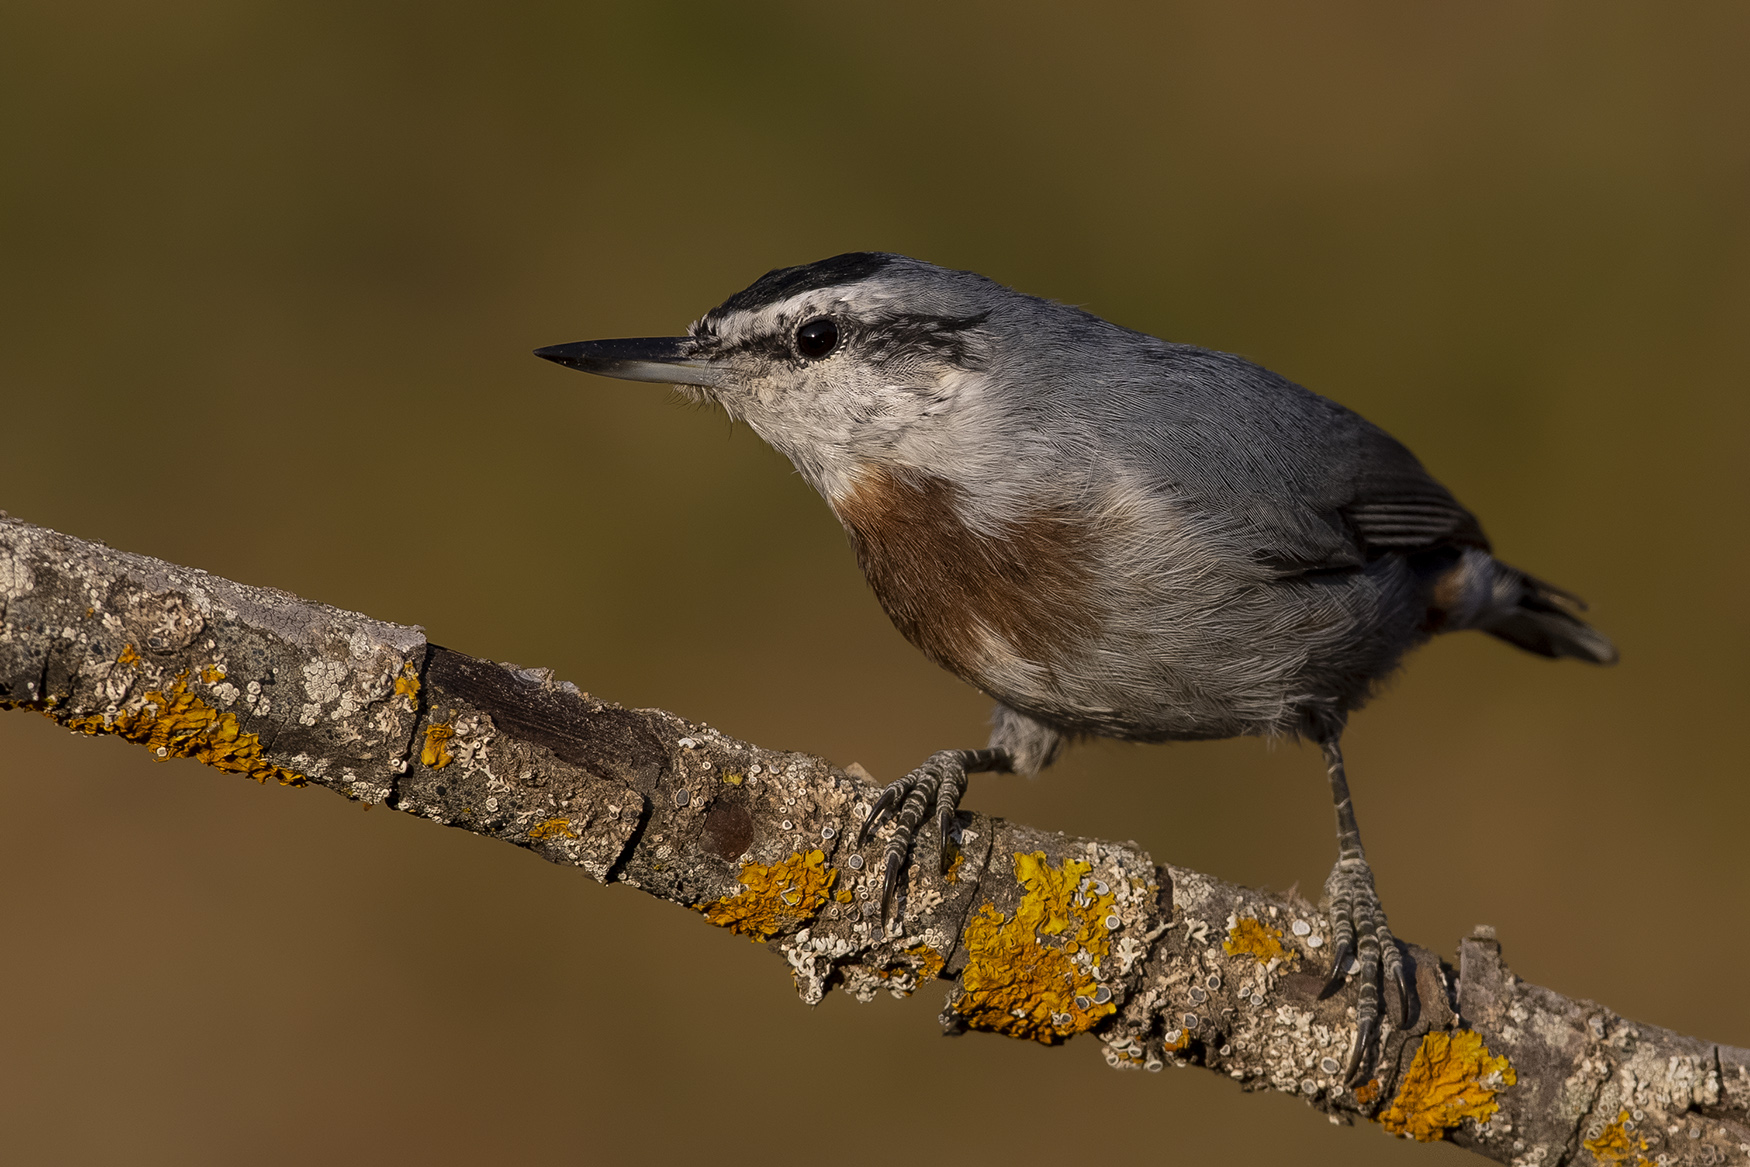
[2, 514, 1744, 1166]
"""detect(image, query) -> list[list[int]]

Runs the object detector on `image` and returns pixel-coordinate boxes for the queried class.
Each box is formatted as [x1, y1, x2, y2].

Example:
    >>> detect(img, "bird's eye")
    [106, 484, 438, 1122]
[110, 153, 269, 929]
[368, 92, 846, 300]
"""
[795, 316, 839, 359]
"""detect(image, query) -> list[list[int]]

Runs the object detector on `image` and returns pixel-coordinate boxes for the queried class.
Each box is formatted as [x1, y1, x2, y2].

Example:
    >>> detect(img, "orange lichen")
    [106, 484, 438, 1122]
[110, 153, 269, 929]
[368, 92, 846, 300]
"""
[200, 665, 226, 684]
[420, 722, 454, 768]
[116, 643, 141, 666]
[904, 944, 945, 982]
[1224, 916, 1293, 964]
[1378, 1030, 1517, 1141]
[1352, 1079, 1383, 1105]
[702, 849, 837, 941]
[57, 672, 304, 786]
[952, 851, 1120, 1043]
[1582, 1110, 1653, 1166]
[528, 817, 577, 842]
[874, 944, 946, 986]
[394, 666, 420, 708]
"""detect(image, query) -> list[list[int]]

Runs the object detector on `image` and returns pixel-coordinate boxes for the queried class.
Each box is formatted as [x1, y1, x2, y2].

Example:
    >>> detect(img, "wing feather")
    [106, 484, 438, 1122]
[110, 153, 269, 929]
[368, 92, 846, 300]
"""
[1340, 427, 1488, 555]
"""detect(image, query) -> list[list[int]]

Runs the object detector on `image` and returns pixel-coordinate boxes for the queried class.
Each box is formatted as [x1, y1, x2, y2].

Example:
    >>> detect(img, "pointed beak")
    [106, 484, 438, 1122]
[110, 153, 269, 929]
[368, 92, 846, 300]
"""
[533, 336, 725, 387]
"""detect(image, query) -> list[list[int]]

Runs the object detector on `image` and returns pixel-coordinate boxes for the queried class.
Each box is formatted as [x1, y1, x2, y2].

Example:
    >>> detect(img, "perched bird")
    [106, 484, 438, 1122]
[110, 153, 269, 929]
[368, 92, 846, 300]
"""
[535, 253, 1616, 1079]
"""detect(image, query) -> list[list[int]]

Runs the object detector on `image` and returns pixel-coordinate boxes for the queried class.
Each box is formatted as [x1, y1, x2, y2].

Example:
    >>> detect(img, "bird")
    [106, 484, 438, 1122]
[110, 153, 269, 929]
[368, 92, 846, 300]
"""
[534, 252, 1617, 1081]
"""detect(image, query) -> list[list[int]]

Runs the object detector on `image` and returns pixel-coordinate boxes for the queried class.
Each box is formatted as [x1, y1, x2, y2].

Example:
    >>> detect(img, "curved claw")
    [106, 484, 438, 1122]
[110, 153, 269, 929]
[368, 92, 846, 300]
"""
[1345, 1013, 1380, 1087]
[1391, 950, 1414, 1026]
[858, 784, 905, 847]
[879, 849, 904, 924]
[936, 806, 956, 875]
[1317, 940, 1355, 1000]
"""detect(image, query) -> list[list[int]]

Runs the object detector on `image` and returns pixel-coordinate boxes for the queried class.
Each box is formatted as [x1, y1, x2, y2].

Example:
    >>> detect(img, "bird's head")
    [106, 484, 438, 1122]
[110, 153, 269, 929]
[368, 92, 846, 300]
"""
[536, 253, 1016, 500]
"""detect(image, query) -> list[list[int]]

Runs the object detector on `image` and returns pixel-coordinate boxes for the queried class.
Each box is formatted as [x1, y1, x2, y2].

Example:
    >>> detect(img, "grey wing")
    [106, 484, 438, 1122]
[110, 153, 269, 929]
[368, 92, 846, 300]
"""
[1118, 346, 1488, 573]
[1339, 423, 1489, 558]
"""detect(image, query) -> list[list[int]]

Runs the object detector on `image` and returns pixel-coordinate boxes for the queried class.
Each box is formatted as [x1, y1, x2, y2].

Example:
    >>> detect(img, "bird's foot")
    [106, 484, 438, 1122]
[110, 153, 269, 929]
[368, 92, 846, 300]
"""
[1317, 858, 1413, 1086]
[856, 747, 1008, 927]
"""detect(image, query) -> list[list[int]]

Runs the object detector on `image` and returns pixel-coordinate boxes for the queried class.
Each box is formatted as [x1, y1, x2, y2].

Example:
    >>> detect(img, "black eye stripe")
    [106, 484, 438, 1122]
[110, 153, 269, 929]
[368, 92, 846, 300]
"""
[796, 316, 840, 359]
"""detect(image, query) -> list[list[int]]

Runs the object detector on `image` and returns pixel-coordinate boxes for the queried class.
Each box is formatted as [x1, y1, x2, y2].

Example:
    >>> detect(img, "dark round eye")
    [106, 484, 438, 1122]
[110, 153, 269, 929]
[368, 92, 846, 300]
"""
[795, 316, 839, 359]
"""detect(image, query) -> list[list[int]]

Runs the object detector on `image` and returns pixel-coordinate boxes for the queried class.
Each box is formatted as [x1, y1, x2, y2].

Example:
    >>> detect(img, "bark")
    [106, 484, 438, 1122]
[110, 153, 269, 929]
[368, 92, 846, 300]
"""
[2, 513, 1744, 1166]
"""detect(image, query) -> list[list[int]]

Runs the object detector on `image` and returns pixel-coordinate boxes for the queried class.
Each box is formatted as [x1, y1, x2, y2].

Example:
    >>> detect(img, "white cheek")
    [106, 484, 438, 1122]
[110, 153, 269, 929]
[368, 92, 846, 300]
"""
[877, 372, 978, 461]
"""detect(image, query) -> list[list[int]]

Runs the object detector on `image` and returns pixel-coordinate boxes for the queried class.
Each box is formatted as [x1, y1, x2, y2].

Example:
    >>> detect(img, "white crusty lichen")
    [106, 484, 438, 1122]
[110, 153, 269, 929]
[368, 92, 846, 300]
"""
[0, 544, 36, 601]
[442, 713, 495, 775]
[783, 927, 857, 1005]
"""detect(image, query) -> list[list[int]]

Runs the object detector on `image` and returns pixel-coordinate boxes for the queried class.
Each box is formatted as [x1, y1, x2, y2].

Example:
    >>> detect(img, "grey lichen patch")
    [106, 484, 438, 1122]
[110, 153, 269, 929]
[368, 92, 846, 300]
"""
[1, 517, 422, 794]
[0, 542, 35, 610]
[116, 584, 205, 656]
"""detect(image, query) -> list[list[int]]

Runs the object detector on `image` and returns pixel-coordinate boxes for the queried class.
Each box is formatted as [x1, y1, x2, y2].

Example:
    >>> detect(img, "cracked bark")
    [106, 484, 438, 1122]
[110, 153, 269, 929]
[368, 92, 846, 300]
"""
[1, 513, 1744, 1167]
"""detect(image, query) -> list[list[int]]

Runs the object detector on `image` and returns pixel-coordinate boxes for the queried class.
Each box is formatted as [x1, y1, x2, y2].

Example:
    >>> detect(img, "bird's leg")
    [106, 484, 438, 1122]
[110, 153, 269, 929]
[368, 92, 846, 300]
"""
[1314, 736, 1413, 1085]
[857, 747, 1011, 925]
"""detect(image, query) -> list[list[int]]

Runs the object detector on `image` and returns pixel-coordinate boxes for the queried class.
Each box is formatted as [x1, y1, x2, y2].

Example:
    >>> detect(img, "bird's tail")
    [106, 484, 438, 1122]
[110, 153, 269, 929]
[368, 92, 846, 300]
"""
[1428, 548, 1618, 663]
[1474, 557, 1619, 665]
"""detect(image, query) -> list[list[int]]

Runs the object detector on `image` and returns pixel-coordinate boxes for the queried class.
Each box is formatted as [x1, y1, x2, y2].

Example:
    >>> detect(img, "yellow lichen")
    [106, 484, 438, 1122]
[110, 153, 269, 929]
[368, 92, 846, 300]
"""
[835, 888, 854, 903]
[57, 672, 304, 786]
[394, 666, 420, 708]
[116, 643, 141, 666]
[421, 722, 454, 768]
[1583, 1110, 1653, 1166]
[1378, 1030, 1517, 1141]
[721, 772, 744, 785]
[904, 944, 945, 982]
[702, 849, 837, 941]
[952, 851, 1120, 1043]
[872, 945, 945, 990]
[1224, 916, 1293, 964]
[200, 665, 226, 683]
[528, 817, 577, 842]
[944, 852, 964, 884]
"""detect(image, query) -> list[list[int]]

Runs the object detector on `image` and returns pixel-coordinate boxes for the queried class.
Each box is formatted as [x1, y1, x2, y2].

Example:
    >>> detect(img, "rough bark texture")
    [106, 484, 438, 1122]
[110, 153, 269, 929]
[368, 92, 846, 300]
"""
[2, 513, 1744, 1166]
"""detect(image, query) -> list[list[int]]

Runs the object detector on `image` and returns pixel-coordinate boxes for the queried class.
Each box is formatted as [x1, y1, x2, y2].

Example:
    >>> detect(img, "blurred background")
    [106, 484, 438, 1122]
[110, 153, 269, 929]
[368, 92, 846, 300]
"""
[1, 2, 1745, 1163]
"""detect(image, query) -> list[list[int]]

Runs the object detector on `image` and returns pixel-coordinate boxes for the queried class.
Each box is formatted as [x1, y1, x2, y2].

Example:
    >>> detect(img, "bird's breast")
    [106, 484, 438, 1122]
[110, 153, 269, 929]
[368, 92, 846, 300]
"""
[829, 466, 1102, 688]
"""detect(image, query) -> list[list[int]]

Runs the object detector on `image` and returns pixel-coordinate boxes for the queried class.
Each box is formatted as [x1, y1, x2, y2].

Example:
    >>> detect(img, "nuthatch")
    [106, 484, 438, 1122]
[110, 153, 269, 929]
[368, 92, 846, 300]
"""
[536, 252, 1616, 1080]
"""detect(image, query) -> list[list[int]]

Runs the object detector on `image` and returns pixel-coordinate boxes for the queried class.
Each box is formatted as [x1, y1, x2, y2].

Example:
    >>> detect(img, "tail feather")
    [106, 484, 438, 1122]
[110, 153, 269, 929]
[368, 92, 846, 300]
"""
[1480, 563, 1619, 665]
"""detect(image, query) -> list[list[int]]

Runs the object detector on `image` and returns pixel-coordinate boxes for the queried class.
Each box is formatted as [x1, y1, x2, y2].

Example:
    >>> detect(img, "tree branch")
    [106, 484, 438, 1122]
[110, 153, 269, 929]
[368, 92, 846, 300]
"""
[2, 514, 1744, 1165]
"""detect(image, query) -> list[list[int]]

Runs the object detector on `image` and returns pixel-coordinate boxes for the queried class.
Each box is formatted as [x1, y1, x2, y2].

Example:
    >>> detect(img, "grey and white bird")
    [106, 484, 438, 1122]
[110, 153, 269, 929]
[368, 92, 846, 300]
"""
[535, 252, 1616, 1081]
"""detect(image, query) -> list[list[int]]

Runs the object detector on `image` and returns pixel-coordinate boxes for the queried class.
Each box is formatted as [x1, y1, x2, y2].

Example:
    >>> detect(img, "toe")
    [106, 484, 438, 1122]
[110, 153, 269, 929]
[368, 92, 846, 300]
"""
[862, 751, 977, 928]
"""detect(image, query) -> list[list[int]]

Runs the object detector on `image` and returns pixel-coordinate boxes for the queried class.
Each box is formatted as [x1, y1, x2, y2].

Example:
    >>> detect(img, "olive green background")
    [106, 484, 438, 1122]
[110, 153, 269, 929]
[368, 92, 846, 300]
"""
[2, 3, 1745, 1163]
